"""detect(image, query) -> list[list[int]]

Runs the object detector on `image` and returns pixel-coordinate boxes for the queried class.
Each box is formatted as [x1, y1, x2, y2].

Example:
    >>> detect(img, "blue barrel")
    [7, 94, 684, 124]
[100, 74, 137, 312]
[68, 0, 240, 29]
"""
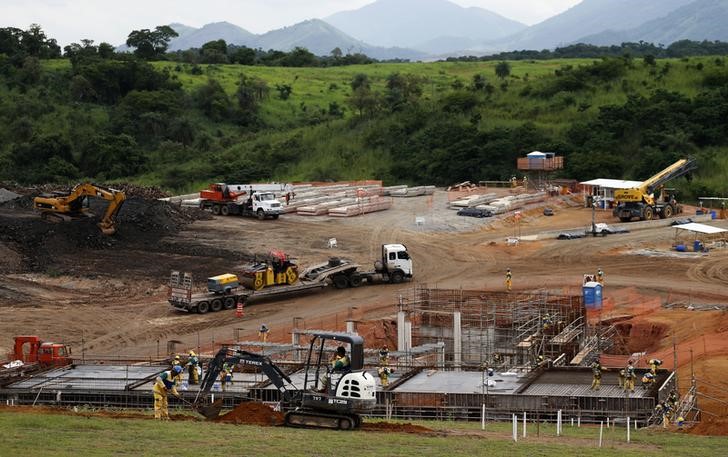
[694, 240, 703, 252]
[675, 244, 687, 252]
[711, 211, 717, 220]
[583, 282, 603, 309]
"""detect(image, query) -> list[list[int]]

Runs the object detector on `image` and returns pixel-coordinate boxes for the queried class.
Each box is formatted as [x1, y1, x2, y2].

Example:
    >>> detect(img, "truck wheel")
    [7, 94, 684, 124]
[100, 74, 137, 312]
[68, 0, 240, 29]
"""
[221, 205, 230, 216]
[390, 271, 404, 284]
[349, 273, 363, 288]
[663, 205, 674, 219]
[333, 275, 349, 289]
[197, 301, 210, 314]
[643, 207, 654, 221]
[223, 297, 236, 309]
[211, 299, 223, 312]
[212, 205, 221, 215]
[257, 209, 265, 220]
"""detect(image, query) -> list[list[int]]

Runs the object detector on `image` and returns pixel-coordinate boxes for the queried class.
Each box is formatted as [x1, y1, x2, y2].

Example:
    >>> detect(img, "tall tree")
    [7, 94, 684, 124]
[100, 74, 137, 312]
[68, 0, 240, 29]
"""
[126, 26, 178, 60]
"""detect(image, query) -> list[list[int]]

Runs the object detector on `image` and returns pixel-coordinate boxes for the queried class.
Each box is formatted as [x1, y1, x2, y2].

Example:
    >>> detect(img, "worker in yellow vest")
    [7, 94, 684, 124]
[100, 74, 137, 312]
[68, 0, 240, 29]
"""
[153, 365, 182, 420]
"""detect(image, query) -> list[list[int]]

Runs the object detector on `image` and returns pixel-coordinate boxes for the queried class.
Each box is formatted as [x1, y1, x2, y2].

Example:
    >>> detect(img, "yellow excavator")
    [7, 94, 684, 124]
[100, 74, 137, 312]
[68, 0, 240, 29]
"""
[33, 183, 126, 235]
[613, 158, 697, 221]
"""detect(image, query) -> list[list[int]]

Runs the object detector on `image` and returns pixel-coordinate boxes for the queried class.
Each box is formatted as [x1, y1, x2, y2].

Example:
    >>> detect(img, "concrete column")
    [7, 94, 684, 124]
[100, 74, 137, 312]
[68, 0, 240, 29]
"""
[346, 320, 357, 334]
[454, 311, 462, 372]
[291, 329, 300, 362]
[437, 343, 446, 369]
[397, 310, 407, 352]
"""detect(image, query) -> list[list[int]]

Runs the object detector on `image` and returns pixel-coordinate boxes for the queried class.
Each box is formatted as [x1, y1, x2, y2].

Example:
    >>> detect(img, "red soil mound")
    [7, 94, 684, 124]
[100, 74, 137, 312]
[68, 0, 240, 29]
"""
[214, 401, 284, 426]
[685, 418, 728, 436]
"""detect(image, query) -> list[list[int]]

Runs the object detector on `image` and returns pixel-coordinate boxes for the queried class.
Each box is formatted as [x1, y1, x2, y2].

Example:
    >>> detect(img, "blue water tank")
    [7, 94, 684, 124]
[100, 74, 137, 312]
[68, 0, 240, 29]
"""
[675, 244, 687, 252]
[583, 281, 603, 309]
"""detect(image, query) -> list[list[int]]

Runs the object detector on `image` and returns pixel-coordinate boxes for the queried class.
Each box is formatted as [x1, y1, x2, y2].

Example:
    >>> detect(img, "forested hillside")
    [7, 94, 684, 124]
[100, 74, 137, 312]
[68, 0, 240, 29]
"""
[1, 25, 727, 199]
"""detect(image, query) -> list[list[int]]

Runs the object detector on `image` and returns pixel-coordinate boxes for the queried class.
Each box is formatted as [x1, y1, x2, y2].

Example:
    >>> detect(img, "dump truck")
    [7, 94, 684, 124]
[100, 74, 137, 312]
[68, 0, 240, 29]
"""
[168, 244, 414, 314]
[198, 183, 287, 220]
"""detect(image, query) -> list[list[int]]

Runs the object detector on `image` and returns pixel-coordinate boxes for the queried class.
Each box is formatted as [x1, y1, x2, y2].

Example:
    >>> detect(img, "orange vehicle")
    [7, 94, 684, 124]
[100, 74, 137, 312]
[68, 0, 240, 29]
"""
[10, 335, 72, 367]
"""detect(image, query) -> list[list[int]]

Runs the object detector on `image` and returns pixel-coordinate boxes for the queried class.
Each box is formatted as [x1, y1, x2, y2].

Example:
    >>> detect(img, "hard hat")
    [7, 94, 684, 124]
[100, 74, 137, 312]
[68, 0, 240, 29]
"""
[189, 350, 196, 356]
[260, 324, 269, 331]
[174, 355, 180, 360]
[173, 365, 183, 374]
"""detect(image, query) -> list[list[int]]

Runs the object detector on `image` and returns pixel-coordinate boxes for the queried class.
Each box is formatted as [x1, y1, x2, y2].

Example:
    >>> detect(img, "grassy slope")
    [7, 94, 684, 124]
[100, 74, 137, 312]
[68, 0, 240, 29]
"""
[38, 57, 726, 192]
[2, 411, 728, 457]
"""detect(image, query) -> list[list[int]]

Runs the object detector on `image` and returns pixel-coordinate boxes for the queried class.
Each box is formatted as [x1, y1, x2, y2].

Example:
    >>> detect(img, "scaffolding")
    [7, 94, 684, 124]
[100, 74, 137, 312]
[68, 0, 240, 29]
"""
[397, 286, 585, 370]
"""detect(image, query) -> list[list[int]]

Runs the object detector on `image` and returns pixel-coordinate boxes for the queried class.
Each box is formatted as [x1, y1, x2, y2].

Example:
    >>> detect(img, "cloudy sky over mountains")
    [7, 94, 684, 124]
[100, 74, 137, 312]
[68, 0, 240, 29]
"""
[2, 0, 581, 46]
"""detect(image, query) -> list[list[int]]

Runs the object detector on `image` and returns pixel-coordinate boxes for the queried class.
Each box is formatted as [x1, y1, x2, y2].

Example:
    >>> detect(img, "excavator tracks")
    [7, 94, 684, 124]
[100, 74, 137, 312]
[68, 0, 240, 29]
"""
[284, 410, 361, 430]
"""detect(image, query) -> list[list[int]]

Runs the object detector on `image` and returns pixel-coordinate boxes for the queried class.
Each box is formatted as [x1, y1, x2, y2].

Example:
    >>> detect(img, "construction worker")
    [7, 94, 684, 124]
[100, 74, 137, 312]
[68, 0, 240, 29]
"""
[186, 350, 200, 385]
[377, 346, 392, 387]
[258, 324, 270, 343]
[172, 355, 181, 368]
[668, 390, 679, 408]
[492, 352, 502, 366]
[331, 346, 350, 372]
[624, 360, 636, 392]
[590, 359, 602, 390]
[153, 365, 182, 420]
[618, 368, 626, 389]
[596, 268, 604, 285]
[542, 313, 553, 331]
[641, 372, 655, 390]
[220, 362, 233, 391]
[649, 358, 663, 375]
[505, 268, 512, 292]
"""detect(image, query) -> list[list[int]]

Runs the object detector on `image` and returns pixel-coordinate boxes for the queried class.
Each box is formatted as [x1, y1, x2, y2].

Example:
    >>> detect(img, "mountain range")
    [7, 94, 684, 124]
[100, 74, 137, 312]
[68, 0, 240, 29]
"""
[136, 0, 728, 59]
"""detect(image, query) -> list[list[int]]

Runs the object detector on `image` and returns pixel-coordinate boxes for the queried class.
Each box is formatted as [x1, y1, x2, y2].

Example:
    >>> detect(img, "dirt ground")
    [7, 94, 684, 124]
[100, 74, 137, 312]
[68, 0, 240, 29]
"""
[1, 187, 728, 417]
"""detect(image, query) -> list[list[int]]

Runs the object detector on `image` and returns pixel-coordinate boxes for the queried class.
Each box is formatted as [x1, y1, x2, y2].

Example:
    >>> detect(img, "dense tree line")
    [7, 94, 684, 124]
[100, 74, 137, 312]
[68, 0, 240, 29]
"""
[447, 40, 728, 62]
[168, 42, 376, 67]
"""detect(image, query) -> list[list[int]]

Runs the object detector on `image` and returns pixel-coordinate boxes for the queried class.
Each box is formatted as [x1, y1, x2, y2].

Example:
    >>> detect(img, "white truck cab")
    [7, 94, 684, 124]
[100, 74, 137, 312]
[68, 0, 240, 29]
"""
[380, 244, 413, 281]
[251, 191, 283, 217]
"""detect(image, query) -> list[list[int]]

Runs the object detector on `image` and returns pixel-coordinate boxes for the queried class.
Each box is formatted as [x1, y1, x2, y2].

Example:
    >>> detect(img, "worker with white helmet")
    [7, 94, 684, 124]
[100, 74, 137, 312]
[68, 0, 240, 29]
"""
[153, 365, 183, 420]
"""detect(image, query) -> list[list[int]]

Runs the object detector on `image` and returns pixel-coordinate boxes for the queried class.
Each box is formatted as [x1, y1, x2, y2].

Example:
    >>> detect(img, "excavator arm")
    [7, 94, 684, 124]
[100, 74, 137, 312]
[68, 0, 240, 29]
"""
[194, 347, 300, 419]
[33, 183, 126, 235]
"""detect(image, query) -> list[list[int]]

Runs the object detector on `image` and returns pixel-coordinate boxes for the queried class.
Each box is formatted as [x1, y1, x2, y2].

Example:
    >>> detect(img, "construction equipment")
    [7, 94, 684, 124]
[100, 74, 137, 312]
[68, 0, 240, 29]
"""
[33, 182, 126, 235]
[613, 158, 697, 222]
[207, 274, 240, 294]
[1, 336, 70, 386]
[5, 336, 72, 368]
[198, 183, 286, 220]
[240, 250, 299, 291]
[168, 244, 414, 313]
[193, 331, 376, 429]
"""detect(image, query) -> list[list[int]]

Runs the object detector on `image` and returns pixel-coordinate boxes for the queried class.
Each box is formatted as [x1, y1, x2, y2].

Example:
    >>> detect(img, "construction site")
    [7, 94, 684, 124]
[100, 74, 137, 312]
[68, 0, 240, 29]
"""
[1, 163, 728, 434]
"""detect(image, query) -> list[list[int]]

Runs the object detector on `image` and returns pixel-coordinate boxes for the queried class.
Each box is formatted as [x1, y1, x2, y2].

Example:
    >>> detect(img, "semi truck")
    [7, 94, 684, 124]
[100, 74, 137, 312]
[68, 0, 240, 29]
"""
[168, 244, 414, 314]
[198, 183, 288, 220]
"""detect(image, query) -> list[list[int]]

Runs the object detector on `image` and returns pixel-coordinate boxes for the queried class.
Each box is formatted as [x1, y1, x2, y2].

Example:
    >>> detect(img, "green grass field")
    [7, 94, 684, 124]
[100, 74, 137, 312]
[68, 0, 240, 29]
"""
[2, 409, 727, 457]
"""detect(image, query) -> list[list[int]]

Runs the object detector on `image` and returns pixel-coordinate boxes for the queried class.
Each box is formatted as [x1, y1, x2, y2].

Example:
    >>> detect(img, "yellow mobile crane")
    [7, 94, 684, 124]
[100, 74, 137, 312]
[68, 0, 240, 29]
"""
[33, 183, 126, 235]
[613, 158, 697, 222]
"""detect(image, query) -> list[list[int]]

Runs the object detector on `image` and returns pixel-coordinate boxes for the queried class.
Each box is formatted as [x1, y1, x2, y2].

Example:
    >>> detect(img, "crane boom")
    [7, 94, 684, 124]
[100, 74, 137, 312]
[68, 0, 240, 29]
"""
[613, 158, 697, 222]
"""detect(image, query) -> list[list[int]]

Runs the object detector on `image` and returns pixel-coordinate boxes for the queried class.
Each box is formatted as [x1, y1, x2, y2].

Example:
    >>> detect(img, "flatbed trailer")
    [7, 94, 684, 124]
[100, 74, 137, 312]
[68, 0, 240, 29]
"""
[169, 258, 368, 314]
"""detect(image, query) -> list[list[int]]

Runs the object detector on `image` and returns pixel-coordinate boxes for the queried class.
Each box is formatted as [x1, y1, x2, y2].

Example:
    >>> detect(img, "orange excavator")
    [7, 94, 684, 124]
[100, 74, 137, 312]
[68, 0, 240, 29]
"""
[33, 182, 126, 235]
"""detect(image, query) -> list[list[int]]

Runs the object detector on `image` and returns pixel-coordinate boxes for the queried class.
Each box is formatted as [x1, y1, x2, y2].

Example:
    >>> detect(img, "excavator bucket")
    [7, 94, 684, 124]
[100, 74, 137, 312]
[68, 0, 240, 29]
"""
[196, 398, 224, 420]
